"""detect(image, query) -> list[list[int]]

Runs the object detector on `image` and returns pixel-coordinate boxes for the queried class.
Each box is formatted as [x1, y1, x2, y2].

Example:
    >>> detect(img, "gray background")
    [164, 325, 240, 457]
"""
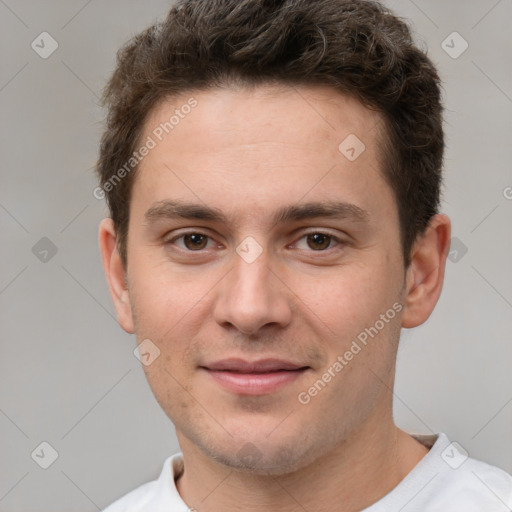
[1, 1, 511, 510]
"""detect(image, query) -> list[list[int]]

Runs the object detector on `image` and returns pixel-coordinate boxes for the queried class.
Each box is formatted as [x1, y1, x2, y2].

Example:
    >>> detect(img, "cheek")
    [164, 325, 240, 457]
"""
[129, 258, 214, 338]
[142, 360, 194, 426]
[293, 260, 396, 340]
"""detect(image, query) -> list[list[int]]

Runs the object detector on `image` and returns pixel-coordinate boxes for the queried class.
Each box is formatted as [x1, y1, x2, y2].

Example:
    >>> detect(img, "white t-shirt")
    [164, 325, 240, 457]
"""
[102, 433, 512, 511]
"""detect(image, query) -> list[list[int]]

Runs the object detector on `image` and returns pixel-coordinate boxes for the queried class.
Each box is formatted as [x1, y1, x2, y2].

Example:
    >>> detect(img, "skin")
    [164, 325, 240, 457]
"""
[99, 84, 451, 511]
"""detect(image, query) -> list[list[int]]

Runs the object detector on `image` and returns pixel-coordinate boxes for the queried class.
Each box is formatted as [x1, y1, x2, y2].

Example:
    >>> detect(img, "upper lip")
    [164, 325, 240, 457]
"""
[202, 358, 309, 373]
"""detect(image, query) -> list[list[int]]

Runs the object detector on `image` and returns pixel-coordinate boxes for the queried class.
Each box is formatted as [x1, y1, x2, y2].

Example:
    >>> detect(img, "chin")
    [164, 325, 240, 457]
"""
[197, 430, 324, 476]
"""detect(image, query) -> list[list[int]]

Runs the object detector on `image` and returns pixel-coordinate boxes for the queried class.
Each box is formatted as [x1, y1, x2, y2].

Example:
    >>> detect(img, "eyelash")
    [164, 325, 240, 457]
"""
[164, 230, 346, 254]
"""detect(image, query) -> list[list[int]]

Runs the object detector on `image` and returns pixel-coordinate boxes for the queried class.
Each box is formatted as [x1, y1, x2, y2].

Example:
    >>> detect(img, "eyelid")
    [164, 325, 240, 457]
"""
[165, 228, 213, 242]
[297, 228, 345, 239]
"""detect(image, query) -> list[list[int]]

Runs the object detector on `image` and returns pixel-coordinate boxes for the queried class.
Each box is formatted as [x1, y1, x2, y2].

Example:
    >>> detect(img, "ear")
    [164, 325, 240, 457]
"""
[401, 213, 451, 328]
[98, 218, 135, 334]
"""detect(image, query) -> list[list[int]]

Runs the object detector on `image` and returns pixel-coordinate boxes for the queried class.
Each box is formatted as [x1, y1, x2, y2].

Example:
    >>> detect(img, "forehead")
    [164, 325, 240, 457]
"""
[143, 83, 383, 154]
[131, 84, 395, 228]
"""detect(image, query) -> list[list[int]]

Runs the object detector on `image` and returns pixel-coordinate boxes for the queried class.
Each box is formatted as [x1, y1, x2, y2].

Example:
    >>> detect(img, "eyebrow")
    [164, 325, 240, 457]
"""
[143, 199, 371, 226]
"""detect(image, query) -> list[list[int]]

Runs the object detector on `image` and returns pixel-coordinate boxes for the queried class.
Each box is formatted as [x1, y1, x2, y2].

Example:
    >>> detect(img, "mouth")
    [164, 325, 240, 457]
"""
[200, 358, 311, 396]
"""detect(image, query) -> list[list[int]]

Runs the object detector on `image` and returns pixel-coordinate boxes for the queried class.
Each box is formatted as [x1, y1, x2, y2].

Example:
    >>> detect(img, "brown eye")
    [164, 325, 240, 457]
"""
[183, 233, 209, 250]
[306, 233, 332, 250]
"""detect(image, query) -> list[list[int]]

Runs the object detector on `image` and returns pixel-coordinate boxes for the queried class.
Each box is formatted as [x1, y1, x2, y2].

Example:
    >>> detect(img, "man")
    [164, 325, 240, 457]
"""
[97, 0, 512, 510]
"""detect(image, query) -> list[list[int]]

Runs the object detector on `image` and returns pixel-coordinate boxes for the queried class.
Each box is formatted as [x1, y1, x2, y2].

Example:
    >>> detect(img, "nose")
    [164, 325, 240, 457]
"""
[212, 250, 292, 336]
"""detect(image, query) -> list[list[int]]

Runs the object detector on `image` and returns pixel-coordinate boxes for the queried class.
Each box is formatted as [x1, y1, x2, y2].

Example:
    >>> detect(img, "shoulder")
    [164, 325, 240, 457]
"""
[368, 433, 512, 512]
[102, 454, 185, 512]
[415, 433, 512, 511]
[102, 480, 158, 512]
[439, 453, 512, 508]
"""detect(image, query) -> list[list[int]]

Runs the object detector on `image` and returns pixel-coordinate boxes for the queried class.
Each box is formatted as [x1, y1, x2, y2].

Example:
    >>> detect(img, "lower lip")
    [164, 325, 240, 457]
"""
[204, 369, 307, 395]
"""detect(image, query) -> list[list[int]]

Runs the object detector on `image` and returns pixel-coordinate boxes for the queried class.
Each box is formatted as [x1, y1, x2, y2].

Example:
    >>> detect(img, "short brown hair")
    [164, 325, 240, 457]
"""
[96, 0, 444, 268]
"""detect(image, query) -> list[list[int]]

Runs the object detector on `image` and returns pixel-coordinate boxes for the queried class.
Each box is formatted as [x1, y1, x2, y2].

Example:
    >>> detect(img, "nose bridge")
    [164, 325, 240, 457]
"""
[213, 246, 291, 334]
[232, 251, 272, 299]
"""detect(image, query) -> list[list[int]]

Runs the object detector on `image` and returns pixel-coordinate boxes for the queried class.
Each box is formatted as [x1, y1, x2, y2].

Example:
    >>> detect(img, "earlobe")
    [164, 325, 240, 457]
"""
[98, 218, 135, 334]
[401, 214, 451, 329]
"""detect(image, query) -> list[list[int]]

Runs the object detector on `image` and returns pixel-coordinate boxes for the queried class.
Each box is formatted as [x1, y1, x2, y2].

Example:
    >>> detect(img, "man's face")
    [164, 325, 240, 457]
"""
[122, 85, 407, 473]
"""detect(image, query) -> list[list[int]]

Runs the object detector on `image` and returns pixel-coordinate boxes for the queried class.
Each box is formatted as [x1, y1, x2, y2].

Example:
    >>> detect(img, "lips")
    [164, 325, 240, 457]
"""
[204, 358, 307, 373]
[201, 358, 310, 395]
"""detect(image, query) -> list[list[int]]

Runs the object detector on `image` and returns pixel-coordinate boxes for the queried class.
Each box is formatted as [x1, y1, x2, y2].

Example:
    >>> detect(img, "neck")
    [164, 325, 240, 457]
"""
[175, 417, 429, 512]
